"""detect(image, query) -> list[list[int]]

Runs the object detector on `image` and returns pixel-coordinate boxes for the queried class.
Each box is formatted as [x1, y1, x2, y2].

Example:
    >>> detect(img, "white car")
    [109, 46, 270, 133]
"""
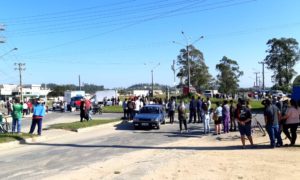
[271, 90, 285, 97]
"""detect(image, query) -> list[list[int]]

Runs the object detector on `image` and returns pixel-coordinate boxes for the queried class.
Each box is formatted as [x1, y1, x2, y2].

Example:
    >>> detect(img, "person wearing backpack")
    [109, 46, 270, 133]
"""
[264, 99, 283, 148]
[236, 99, 254, 149]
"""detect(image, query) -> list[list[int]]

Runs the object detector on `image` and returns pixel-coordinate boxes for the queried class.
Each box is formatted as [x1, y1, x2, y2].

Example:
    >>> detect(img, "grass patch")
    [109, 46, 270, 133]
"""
[48, 119, 120, 131]
[0, 133, 35, 144]
[102, 106, 123, 113]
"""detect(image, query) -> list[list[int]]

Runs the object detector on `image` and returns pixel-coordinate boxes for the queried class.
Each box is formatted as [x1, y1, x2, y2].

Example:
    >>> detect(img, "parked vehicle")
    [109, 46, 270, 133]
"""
[270, 90, 285, 97]
[64, 91, 85, 110]
[92, 90, 118, 105]
[203, 90, 219, 98]
[133, 104, 166, 129]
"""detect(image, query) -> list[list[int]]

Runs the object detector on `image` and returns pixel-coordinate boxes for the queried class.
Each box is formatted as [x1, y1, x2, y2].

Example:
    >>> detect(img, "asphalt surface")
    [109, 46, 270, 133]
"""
[0, 111, 265, 179]
[0, 114, 217, 179]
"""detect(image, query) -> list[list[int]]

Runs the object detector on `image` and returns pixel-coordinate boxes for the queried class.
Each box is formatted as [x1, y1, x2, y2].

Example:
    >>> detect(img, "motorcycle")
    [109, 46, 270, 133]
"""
[92, 104, 103, 115]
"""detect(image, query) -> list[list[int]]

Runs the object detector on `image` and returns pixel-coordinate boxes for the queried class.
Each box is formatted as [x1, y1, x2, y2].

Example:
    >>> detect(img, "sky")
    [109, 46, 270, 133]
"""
[0, 0, 300, 89]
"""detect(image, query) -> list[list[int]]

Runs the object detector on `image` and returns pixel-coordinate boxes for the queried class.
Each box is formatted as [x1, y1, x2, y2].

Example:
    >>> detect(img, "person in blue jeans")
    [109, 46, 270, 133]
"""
[12, 98, 23, 134]
[29, 98, 46, 136]
[263, 99, 283, 148]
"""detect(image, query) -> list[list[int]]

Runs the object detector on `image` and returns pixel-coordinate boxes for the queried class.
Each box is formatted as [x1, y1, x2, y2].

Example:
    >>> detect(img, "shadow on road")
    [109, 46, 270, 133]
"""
[23, 141, 287, 151]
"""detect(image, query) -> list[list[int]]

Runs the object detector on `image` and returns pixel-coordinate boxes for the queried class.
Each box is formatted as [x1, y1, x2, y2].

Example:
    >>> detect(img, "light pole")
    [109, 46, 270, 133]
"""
[173, 31, 204, 89]
[15, 63, 26, 102]
[259, 61, 265, 91]
[0, 47, 18, 59]
[150, 63, 160, 97]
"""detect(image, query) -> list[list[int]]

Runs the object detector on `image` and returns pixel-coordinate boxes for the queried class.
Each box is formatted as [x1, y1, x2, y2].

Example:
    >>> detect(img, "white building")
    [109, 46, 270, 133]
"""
[0, 84, 50, 101]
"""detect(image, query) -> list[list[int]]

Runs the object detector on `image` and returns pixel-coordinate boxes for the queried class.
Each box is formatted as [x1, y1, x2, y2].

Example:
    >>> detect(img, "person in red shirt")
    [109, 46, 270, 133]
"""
[27, 101, 33, 114]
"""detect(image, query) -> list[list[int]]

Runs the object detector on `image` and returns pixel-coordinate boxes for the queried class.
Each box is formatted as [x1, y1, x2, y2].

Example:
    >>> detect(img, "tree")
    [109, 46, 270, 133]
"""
[264, 38, 299, 92]
[216, 56, 243, 95]
[176, 45, 212, 90]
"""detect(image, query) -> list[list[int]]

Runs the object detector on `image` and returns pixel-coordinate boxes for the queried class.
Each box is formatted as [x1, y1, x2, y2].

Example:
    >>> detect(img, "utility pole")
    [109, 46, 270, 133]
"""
[171, 60, 176, 85]
[0, 24, 5, 43]
[173, 32, 204, 90]
[151, 69, 154, 97]
[254, 72, 260, 88]
[79, 75, 81, 91]
[150, 63, 160, 98]
[259, 61, 265, 90]
[15, 63, 26, 102]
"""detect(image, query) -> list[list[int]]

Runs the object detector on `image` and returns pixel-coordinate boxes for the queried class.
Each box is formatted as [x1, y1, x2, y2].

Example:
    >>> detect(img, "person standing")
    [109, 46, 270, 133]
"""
[222, 100, 230, 133]
[196, 97, 203, 123]
[6, 100, 12, 115]
[22, 101, 28, 117]
[127, 99, 135, 120]
[207, 97, 211, 111]
[282, 99, 300, 146]
[27, 101, 32, 114]
[29, 98, 46, 136]
[134, 98, 141, 117]
[229, 100, 237, 131]
[178, 100, 188, 133]
[12, 98, 23, 134]
[85, 98, 91, 120]
[79, 99, 86, 122]
[236, 100, 254, 149]
[264, 99, 283, 148]
[122, 98, 128, 120]
[214, 102, 222, 135]
[203, 109, 211, 134]
[189, 96, 197, 123]
[168, 98, 176, 124]
[280, 99, 289, 136]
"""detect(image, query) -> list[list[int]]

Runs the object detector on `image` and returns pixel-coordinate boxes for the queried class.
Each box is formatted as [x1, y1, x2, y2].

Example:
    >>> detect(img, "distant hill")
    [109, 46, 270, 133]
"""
[127, 83, 173, 91]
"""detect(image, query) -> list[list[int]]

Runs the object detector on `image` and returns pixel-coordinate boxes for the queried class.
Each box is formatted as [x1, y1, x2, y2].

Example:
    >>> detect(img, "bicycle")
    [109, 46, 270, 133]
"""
[251, 113, 266, 136]
[0, 114, 11, 133]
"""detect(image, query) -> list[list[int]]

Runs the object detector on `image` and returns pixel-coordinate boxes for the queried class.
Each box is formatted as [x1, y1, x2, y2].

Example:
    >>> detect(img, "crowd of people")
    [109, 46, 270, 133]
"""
[1, 98, 46, 135]
[177, 96, 300, 149]
[122, 94, 299, 149]
[2, 93, 299, 149]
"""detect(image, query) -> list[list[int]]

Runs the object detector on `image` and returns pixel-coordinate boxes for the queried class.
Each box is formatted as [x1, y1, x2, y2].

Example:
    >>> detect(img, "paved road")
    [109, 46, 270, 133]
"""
[0, 112, 265, 179]
[0, 117, 214, 179]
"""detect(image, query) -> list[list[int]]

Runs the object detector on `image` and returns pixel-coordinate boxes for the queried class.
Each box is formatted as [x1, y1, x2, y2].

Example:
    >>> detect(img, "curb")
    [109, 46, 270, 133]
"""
[0, 134, 46, 150]
[0, 120, 123, 150]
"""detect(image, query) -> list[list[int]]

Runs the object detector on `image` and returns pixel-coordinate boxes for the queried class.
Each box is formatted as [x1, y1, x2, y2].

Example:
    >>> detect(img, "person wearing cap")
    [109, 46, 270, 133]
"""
[29, 98, 46, 135]
[263, 99, 283, 148]
[236, 99, 254, 148]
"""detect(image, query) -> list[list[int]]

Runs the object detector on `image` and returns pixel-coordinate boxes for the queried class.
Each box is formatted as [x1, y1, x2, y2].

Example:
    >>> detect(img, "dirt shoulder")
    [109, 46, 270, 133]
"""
[46, 132, 300, 180]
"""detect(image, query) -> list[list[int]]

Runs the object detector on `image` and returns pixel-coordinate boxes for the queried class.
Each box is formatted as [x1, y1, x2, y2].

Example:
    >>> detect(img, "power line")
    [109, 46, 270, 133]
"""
[5, 0, 254, 36]
[13, 0, 255, 55]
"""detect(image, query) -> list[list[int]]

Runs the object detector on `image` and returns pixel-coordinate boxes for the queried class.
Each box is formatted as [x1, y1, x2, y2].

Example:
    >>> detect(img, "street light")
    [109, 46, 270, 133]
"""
[173, 31, 204, 89]
[150, 63, 160, 97]
[0, 47, 18, 59]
